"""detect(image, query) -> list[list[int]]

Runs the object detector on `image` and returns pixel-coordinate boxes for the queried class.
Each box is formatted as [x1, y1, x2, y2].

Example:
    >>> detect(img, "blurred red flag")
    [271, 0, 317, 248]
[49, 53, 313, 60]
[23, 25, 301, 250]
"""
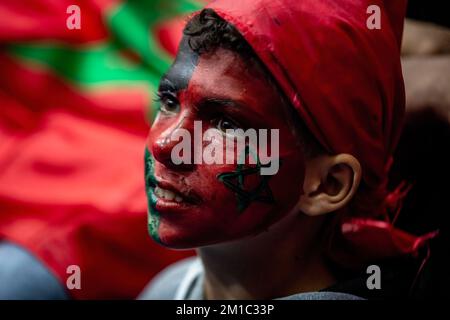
[0, 0, 201, 299]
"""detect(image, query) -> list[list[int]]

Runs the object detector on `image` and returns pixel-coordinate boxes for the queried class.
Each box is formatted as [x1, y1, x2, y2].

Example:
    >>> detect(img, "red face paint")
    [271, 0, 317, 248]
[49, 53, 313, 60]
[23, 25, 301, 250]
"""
[146, 42, 305, 248]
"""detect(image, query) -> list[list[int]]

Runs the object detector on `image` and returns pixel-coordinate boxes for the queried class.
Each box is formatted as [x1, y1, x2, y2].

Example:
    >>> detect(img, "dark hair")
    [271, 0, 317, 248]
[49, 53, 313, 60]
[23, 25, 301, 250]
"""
[184, 9, 254, 58]
[183, 8, 324, 158]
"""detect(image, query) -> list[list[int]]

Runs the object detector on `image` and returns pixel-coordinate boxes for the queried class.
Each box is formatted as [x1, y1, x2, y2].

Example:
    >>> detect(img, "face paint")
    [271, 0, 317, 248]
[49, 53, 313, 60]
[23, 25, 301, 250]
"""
[218, 145, 276, 213]
[160, 37, 199, 92]
[144, 148, 162, 244]
[145, 38, 305, 248]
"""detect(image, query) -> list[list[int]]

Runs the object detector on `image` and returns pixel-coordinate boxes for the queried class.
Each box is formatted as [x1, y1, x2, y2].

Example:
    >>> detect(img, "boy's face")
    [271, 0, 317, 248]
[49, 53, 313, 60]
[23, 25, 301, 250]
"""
[145, 38, 305, 248]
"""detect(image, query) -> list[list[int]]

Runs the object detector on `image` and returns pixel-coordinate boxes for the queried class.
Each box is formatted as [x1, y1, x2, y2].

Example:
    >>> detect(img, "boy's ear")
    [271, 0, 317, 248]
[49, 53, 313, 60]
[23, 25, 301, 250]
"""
[298, 154, 362, 216]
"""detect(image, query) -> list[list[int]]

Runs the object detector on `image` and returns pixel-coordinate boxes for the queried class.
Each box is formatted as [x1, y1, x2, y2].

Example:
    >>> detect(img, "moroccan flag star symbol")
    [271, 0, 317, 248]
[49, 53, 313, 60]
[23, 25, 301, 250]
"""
[217, 146, 276, 213]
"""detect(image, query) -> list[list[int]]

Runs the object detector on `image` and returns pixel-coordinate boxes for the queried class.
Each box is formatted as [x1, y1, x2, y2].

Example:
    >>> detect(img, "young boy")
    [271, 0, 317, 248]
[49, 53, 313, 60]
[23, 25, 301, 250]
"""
[140, 0, 430, 299]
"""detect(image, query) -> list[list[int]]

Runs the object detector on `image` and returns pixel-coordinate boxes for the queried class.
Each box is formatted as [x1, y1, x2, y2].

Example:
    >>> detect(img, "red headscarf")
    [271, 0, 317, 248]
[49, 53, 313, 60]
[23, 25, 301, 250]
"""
[207, 0, 405, 190]
[205, 0, 437, 265]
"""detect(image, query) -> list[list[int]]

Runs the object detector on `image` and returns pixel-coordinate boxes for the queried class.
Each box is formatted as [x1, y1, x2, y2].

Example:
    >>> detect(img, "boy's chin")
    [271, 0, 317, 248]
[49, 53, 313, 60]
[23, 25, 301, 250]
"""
[150, 230, 211, 249]
[151, 229, 244, 250]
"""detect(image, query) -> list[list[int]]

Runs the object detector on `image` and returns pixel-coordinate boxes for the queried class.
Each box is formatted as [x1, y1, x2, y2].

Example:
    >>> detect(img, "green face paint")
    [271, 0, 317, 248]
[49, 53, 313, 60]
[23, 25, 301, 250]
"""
[144, 147, 162, 244]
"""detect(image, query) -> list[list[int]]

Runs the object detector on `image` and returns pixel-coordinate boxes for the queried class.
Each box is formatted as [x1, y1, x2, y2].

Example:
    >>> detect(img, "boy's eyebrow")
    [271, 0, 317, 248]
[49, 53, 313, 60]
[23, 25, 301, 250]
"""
[157, 77, 246, 110]
[158, 77, 177, 92]
[158, 79, 243, 108]
[198, 97, 243, 109]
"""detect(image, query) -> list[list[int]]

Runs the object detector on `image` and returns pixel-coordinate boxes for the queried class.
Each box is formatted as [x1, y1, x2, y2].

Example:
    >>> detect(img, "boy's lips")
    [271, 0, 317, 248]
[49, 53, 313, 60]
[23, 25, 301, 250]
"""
[147, 178, 202, 206]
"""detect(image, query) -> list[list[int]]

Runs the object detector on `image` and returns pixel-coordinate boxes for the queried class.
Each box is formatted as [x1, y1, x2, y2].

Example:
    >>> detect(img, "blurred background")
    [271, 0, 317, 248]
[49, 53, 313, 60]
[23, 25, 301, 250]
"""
[0, 0, 449, 299]
[0, 0, 203, 299]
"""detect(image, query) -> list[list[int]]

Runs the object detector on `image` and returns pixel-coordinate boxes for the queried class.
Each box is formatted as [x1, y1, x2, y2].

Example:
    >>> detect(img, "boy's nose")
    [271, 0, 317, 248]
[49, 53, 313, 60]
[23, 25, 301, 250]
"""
[151, 125, 195, 171]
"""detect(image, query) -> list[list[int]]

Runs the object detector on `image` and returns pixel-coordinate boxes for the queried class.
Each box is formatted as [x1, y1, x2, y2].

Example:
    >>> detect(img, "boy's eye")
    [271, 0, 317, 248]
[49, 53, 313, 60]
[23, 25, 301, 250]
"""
[215, 117, 240, 132]
[158, 92, 180, 114]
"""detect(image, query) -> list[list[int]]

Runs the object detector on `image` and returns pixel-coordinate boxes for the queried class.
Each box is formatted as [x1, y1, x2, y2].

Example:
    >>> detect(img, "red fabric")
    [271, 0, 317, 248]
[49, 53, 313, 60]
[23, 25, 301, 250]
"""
[154, 16, 189, 57]
[341, 219, 438, 259]
[0, 53, 192, 299]
[0, 0, 114, 43]
[338, 219, 438, 268]
[0, 7, 193, 298]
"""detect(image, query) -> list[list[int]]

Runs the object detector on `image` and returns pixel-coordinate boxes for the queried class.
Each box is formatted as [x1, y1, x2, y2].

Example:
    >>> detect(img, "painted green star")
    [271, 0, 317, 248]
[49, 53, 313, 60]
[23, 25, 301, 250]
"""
[217, 146, 276, 213]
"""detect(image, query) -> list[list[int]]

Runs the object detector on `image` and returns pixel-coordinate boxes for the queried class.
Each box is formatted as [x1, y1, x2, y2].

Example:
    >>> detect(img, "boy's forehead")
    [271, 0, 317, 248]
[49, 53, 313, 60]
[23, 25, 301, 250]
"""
[186, 49, 258, 98]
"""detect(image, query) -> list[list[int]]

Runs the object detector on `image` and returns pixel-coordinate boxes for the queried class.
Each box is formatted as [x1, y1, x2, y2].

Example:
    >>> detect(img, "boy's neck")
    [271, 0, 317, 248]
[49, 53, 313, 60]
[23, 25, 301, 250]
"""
[197, 211, 336, 299]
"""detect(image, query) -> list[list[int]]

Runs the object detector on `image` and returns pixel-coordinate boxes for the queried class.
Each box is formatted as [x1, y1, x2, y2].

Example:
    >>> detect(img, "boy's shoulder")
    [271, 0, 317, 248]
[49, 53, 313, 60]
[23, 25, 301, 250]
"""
[138, 257, 200, 300]
[138, 256, 364, 300]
